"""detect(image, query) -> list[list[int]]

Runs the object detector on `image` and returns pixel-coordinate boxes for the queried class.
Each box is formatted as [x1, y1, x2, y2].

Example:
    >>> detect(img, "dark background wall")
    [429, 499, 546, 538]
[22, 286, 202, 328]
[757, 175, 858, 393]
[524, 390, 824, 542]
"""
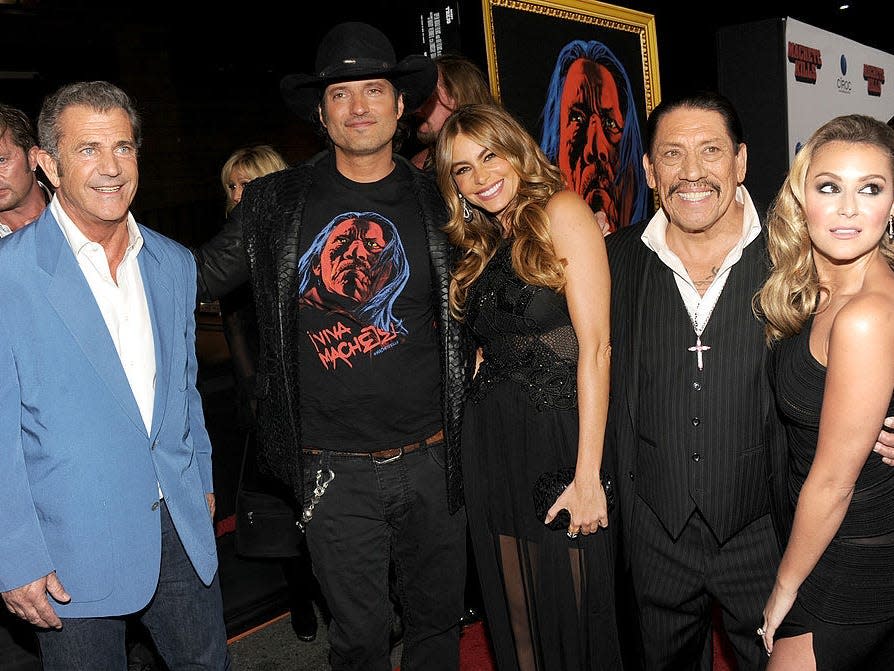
[2, 0, 890, 248]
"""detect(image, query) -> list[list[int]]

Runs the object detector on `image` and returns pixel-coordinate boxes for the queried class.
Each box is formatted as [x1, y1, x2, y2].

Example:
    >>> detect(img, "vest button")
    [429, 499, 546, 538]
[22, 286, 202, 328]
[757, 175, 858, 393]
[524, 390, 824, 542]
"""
[691, 452, 700, 462]
[691, 417, 700, 426]
[692, 382, 701, 391]
[151, 501, 160, 511]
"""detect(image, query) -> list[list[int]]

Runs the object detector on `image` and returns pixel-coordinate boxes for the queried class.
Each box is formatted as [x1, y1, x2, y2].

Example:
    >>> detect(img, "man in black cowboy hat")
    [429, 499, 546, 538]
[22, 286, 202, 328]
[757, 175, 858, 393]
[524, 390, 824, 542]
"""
[193, 21, 470, 670]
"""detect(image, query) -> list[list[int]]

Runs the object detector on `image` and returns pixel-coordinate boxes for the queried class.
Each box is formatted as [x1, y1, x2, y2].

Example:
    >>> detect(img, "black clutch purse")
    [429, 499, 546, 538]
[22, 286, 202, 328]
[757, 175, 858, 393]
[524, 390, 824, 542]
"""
[532, 467, 615, 530]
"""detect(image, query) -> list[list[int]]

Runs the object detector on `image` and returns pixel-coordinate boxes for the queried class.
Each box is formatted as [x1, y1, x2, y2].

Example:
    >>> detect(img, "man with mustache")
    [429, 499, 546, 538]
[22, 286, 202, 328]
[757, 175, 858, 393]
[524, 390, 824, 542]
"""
[605, 91, 894, 670]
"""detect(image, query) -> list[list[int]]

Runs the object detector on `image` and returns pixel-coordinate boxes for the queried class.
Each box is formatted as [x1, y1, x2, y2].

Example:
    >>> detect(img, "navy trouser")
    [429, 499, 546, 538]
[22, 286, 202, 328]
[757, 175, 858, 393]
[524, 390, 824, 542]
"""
[36, 500, 230, 671]
[304, 439, 466, 671]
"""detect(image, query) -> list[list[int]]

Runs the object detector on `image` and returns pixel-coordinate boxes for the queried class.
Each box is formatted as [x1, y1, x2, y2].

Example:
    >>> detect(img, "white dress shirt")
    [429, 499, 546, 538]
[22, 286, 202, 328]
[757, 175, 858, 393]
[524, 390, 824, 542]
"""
[51, 197, 157, 434]
[640, 185, 763, 335]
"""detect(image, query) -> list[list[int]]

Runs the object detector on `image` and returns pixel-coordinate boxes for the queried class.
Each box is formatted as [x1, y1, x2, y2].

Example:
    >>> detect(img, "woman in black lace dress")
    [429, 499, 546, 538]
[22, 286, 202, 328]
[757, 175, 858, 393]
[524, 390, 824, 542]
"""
[755, 114, 894, 669]
[433, 103, 620, 670]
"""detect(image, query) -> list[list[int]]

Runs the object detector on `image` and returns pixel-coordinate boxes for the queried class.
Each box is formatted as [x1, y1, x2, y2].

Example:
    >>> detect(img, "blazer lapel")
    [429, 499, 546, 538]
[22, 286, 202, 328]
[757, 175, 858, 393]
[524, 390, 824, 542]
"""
[138, 232, 174, 441]
[37, 213, 146, 433]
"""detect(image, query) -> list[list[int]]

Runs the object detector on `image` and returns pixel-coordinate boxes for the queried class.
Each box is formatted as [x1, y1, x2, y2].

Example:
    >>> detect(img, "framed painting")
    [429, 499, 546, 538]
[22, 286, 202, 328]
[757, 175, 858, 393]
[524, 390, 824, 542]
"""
[481, 0, 661, 230]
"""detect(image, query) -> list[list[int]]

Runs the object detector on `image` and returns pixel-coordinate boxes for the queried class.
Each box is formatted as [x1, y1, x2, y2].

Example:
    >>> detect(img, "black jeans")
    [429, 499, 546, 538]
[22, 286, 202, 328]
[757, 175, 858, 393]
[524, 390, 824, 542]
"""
[303, 439, 466, 671]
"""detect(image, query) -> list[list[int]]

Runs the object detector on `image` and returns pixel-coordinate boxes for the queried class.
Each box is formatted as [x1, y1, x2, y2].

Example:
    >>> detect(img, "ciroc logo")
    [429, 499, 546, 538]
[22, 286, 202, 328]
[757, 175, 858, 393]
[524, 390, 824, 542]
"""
[837, 54, 852, 94]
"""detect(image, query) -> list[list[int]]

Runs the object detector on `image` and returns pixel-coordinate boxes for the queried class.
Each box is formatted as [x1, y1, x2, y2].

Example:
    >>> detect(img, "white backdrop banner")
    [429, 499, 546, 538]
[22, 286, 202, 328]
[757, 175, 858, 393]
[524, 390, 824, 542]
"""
[785, 17, 894, 163]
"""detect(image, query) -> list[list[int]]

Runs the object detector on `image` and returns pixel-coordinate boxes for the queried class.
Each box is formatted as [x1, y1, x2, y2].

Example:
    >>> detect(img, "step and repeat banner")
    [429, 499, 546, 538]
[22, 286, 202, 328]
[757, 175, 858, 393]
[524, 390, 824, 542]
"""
[785, 17, 894, 161]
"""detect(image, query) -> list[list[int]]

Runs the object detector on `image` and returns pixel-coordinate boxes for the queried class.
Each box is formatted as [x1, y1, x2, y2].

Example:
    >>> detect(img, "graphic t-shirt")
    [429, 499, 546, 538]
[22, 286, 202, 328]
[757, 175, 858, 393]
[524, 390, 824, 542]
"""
[297, 155, 442, 451]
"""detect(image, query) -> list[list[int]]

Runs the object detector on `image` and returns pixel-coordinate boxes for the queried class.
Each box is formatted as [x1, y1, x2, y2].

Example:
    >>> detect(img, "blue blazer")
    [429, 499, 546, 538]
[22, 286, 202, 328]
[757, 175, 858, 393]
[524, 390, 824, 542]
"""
[0, 209, 218, 617]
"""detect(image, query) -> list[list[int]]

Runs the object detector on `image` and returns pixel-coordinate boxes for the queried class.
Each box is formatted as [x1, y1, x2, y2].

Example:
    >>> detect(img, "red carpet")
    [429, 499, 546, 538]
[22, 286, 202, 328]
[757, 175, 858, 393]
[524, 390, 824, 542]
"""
[712, 605, 737, 671]
[394, 622, 496, 671]
[446, 618, 736, 671]
[392, 622, 495, 671]
[458, 621, 495, 670]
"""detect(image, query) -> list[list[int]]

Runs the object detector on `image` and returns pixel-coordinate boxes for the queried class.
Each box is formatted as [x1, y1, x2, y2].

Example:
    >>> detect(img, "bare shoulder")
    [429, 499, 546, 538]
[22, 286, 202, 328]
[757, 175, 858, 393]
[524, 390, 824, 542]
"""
[833, 284, 894, 346]
[545, 190, 602, 238]
[545, 189, 589, 220]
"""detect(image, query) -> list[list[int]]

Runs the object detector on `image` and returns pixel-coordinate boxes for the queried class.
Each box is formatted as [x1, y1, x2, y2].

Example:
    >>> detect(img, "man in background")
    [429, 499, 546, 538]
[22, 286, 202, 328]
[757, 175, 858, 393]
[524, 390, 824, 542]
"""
[406, 51, 493, 628]
[410, 53, 493, 171]
[0, 103, 51, 236]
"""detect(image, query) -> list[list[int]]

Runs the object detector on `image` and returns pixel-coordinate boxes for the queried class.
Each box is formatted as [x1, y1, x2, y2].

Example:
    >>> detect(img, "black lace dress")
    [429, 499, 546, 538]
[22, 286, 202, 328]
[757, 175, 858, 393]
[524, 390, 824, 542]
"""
[462, 243, 622, 671]
[770, 317, 894, 668]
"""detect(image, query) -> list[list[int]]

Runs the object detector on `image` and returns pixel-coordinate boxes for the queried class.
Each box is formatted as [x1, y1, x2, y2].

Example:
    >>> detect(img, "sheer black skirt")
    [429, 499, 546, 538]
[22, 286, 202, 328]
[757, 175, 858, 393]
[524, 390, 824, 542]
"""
[462, 379, 622, 671]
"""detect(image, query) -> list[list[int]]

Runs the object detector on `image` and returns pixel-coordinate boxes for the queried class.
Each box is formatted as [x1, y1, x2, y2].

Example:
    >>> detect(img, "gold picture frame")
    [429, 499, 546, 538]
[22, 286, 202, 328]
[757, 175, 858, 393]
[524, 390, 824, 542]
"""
[481, 0, 661, 229]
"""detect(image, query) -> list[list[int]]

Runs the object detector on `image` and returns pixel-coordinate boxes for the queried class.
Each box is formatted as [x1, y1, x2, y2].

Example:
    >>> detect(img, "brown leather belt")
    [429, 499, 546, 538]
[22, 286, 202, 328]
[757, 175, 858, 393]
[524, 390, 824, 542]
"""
[302, 429, 444, 464]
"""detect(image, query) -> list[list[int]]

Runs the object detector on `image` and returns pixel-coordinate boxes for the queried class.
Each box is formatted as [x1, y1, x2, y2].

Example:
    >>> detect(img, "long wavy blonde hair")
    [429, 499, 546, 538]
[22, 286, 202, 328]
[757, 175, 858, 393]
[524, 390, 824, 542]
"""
[755, 114, 894, 342]
[434, 103, 567, 320]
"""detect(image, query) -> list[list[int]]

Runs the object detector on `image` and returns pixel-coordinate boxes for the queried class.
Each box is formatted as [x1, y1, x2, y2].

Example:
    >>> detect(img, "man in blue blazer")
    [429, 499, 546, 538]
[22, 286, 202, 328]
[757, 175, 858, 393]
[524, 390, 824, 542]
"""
[0, 81, 230, 669]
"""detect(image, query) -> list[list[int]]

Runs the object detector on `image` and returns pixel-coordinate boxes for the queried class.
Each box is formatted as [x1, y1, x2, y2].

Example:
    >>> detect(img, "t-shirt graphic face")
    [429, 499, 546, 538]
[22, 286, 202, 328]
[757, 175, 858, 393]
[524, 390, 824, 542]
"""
[298, 211, 410, 370]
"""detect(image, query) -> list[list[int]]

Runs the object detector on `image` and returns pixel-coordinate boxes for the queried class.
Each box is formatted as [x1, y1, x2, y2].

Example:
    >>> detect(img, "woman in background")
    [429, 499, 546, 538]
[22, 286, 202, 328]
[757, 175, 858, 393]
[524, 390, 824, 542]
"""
[434, 103, 620, 670]
[219, 145, 288, 411]
[756, 114, 894, 669]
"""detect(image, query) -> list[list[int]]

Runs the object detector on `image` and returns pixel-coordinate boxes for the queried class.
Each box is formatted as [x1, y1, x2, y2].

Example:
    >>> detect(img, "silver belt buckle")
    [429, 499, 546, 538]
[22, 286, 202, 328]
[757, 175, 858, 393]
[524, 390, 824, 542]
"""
[372, 445, 404, 465]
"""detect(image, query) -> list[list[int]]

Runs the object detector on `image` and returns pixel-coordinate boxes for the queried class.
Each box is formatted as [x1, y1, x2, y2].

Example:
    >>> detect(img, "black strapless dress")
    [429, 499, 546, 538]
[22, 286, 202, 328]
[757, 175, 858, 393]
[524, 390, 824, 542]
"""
[770, 318, 894, 668]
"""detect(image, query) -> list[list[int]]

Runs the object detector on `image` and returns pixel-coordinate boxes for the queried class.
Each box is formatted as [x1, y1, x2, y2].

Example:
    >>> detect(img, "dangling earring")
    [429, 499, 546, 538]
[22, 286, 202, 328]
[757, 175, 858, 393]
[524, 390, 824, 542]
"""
[459, 194, 473, 223]
[888, 215, 894, 241]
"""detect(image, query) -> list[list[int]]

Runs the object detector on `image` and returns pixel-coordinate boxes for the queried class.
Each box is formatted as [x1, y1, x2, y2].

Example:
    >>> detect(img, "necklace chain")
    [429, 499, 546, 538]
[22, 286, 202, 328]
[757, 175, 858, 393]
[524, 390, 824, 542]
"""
[688, 294, 719, 336]
[689, 301, 717, 337]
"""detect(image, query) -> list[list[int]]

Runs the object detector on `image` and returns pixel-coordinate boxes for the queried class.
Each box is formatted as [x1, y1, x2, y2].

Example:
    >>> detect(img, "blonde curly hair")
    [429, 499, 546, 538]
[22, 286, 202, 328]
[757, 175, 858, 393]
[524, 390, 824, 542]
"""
[755, 113, 894, 342]
[433, 103, 568, 320]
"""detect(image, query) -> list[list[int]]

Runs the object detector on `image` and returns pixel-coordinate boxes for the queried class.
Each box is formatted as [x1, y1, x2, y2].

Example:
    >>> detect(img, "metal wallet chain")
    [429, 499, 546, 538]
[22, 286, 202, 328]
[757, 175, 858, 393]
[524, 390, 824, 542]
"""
[299, 467, 335, 530]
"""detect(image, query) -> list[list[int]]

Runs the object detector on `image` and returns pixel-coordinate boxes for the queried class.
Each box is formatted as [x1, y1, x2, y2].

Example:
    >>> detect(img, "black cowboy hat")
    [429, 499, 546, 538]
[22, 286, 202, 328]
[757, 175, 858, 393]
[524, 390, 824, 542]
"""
[280, 21, 437, 121]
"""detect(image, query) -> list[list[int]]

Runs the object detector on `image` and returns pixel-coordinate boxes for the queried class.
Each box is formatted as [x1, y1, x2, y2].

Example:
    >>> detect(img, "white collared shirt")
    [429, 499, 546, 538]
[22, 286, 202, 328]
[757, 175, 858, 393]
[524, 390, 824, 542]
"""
[51, 196, 157, 435]
[640, 185, 762, 333]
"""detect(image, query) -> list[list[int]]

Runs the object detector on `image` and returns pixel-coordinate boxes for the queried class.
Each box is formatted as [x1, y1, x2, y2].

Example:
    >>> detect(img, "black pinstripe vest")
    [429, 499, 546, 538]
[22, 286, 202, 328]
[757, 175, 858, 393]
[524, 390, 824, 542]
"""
[608, 224, 783, 545]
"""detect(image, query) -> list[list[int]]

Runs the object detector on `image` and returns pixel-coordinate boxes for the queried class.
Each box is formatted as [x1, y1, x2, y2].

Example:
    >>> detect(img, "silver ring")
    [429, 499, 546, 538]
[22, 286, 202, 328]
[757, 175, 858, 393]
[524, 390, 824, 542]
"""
[756, 627, 765, 637]
[566, 530, 579, 539]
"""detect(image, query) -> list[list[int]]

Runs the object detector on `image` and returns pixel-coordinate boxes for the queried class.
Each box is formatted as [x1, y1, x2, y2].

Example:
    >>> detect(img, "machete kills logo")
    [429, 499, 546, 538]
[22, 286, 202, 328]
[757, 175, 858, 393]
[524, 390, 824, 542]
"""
[864, 64, 885, 96]
[788, 41, 822, 84]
